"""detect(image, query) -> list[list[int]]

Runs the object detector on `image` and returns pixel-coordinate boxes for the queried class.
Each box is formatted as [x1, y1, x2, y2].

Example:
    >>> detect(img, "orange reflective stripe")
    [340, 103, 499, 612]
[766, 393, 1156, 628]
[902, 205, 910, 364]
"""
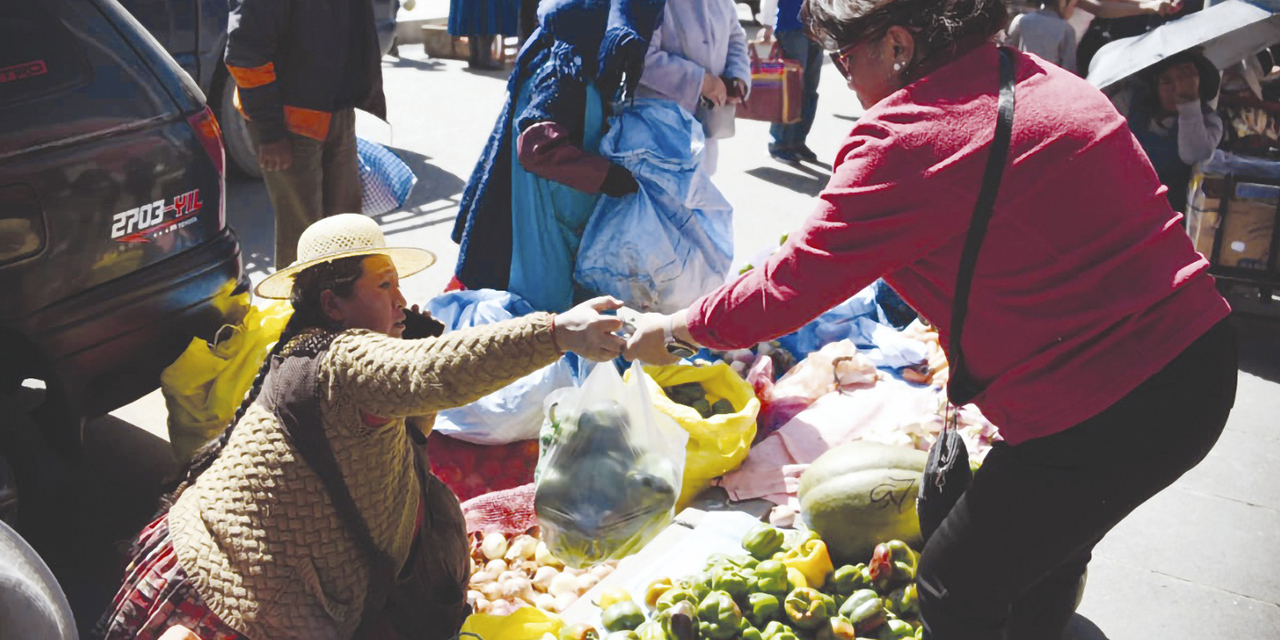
[283, 106, 332, 140]
[226, 62, 276, 89]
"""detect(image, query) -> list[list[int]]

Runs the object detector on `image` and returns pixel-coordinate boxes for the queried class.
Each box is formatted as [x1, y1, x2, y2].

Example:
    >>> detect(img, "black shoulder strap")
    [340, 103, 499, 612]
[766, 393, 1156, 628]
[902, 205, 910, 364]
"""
[947, 47, 1016, 407]
[259, 345, 397, 636]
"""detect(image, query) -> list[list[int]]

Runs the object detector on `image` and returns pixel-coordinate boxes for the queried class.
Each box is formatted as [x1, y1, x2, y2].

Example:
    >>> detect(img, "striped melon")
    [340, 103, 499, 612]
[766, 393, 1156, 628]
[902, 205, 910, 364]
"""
[797, 441, 928, 564]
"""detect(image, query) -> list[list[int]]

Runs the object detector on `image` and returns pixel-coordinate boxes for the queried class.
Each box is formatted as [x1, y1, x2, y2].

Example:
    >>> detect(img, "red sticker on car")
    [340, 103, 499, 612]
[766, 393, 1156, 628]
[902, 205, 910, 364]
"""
[111, 189, 203, 243]
[0, 60, 49, 83]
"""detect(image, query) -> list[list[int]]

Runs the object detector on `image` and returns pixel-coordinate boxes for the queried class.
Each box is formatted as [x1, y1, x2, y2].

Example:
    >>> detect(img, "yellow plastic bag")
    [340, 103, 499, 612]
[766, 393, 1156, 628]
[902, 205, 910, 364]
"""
[160, 298, 293, 465]
[630, 363, 760, 508]
[460, 607, 563, 640]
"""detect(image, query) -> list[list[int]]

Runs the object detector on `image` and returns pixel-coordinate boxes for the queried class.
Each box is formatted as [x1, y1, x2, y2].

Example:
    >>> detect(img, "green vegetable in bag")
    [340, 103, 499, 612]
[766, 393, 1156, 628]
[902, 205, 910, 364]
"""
[746, 592, 781, 628]
[831, 564, 872, 597]
[814, 616, 858, 640]
[884, 584, 919, 619]
[655, 588, 699, 613]
[875, 619, 915, 640]
[762, 621, 798, 640]
[659, 601, 698, 640]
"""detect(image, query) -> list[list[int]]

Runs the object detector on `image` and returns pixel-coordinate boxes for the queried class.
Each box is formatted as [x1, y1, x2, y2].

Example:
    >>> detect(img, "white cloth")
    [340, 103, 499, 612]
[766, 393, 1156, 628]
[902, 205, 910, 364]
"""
[756, 0, 779, 28]
[637, 0, 753, 116]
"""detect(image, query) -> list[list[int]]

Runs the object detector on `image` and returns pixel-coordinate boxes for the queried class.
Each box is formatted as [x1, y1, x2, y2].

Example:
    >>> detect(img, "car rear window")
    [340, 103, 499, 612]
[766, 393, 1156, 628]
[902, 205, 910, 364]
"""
[0, 0, 178, 157]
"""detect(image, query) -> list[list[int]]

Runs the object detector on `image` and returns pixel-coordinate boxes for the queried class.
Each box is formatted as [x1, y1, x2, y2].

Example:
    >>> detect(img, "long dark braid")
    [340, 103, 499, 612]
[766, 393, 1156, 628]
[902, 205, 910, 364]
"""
[154, 256, 367, 514]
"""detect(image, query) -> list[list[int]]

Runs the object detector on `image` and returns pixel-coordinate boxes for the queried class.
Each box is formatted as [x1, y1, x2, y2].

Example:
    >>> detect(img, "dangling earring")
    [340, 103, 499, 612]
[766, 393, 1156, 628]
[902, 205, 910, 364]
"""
[893, 62, 903, 72]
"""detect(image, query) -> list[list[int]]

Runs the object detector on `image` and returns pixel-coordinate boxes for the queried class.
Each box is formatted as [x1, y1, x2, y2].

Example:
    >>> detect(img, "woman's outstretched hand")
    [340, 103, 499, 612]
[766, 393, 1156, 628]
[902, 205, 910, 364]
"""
[623, 312, 681, 365]
[554, 297, 627, 361]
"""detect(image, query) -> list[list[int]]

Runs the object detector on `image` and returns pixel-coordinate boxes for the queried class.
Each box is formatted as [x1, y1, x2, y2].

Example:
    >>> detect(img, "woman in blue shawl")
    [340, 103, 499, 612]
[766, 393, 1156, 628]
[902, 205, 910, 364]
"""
[450, 0, 665, 312]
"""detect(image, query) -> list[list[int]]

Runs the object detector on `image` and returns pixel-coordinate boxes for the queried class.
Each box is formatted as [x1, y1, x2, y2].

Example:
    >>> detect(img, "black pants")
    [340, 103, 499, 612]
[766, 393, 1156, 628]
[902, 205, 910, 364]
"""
[918, 319, 1238, 640]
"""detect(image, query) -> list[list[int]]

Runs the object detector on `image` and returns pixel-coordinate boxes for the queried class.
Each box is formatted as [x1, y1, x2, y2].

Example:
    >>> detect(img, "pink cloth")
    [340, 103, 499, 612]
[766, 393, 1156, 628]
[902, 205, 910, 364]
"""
[688, 44, 1230, 445]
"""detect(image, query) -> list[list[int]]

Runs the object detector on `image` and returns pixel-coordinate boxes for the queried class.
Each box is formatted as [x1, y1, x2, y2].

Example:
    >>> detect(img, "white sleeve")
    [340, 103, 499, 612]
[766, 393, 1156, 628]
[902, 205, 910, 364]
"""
[1176, 101, 1224, 165]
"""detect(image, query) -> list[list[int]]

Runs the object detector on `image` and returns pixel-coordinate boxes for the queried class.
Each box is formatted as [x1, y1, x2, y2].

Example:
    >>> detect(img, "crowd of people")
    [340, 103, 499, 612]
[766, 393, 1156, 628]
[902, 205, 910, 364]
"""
[85, 0, 1256, 638]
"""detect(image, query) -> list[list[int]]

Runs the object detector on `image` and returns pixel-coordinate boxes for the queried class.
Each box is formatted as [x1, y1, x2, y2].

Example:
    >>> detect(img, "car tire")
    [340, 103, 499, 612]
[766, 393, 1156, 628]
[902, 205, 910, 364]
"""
[216, 74, 262, 180]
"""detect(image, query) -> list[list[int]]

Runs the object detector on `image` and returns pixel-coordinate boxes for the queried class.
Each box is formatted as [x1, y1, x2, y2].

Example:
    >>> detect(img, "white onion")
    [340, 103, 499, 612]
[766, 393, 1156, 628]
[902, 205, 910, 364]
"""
[481, 532, 509, 560]
[575, 573, 600, 595]
[532, 566, 559, 592]
[553, 591, 578, 613]
[548, 572, 578, 598]
[500, 576, 531, 600]
[519, 584, 539, 605]
[485, 559, 508, 575]
[468, 570, 496, 585]
[506, 534, 538, 561]
[535, 593, 556, 611]
[588, 564, 613, 579]
[480, 581, 503, 601]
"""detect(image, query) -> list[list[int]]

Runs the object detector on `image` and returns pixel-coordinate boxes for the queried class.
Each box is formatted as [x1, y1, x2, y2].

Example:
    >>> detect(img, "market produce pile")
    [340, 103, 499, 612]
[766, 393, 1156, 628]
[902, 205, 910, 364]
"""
[467, 529, 620, 616]
[663, 382, 738, 419]
[576, 524, 925, 640]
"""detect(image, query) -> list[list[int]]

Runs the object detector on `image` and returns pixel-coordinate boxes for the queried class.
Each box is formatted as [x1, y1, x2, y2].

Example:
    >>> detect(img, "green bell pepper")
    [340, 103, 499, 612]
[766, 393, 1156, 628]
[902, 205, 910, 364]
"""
[634, 621, 666, 640]
[874, 619, 914, 640]
[914, 623, 924, 639]
[658, 601, 697, 640]
[762, 621, 799, 640]
[741, 625, 765, 640]
[868, 540, 918, 592]
[679, 573, 713, 603]
[606, 632, 641, 640]
[782, 587, 836, 630]
[602, 601, 647, 633]
[711, 567, 751, 600]
[754, 560, 790, 597]
[883, 584, 919, 619]
[697, 591, 744, 640]
[746, 592, 781, 628]
[814, 616, 858, 640]
[559, 623, 601, 640]
[831, 564, 872, 597]
[838, 589, 888, 634]
[742, 524, 787, 560]
[644, 577, 676, 610]
[654, 588, 699, 613]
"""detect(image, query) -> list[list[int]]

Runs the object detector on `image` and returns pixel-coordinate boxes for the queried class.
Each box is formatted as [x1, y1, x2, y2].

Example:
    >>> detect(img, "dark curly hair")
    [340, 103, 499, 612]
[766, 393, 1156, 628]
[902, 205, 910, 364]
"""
[803, 0, 1008, 75]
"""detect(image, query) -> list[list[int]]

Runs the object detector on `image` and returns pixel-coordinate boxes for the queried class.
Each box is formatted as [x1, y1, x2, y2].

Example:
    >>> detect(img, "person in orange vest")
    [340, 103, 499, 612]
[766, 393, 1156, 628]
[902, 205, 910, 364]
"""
[224, 0, 388, 268]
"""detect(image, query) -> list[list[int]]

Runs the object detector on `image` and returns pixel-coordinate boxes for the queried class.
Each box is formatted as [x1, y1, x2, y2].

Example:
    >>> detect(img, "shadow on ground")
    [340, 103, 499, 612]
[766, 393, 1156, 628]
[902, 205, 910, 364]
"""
[747, 163, 830, 196]
[1234, 312, 1280, 383]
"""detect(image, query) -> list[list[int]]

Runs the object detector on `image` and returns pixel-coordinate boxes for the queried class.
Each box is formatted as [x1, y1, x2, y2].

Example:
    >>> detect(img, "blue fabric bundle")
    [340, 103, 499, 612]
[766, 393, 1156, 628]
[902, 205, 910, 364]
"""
[452, 0, 665, 292]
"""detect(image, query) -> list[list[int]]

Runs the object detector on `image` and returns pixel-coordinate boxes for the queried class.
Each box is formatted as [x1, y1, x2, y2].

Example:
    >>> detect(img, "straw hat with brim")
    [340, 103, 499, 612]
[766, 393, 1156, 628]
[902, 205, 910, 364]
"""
[255, 213, 436, 300]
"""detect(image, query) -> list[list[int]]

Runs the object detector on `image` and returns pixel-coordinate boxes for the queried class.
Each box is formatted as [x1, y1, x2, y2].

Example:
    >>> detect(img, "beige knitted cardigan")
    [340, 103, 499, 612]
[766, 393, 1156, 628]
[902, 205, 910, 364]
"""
[167, 313, 560, 640]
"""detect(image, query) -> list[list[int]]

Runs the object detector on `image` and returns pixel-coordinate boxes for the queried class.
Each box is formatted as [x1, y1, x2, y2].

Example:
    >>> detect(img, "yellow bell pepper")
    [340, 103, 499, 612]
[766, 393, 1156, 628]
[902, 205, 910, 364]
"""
[785, 566, 808, 591]
[781, 539, 834, 590]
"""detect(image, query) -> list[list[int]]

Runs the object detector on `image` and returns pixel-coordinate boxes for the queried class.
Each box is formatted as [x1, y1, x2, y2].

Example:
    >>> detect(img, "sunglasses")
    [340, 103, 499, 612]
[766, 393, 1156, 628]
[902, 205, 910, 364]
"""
[828, 41, 862, 81]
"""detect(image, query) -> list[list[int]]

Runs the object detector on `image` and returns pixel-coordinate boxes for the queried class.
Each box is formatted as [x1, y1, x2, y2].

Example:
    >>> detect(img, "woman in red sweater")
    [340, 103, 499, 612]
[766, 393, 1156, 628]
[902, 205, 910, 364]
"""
[624, 0, 1237, 637]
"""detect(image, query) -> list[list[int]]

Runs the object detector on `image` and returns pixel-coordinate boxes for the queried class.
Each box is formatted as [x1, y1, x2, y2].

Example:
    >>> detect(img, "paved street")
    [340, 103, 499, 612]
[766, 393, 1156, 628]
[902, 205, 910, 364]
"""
[58, 17, 1280, 639]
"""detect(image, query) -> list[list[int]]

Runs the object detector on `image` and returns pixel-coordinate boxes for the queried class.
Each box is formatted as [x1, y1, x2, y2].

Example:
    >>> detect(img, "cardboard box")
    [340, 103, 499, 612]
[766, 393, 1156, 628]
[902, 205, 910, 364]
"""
[1219, 195, 1276, 271]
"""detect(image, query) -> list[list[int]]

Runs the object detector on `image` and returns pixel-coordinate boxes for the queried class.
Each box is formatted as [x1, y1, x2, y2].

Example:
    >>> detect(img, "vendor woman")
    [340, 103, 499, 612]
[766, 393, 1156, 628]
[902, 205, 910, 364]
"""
[96, 214, 626, 640]
[625, 0, 1236, 637]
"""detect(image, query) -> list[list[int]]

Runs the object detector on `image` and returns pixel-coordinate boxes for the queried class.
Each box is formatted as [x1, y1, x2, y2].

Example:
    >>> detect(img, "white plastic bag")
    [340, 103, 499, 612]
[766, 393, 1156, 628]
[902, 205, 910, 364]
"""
[432, 290, 583, 444]
[535, 362, 688, 567]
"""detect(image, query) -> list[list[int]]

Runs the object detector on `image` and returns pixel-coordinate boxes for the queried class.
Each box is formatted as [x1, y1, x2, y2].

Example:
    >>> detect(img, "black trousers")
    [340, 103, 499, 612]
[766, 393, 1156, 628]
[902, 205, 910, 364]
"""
[919, 319, 1238, 640]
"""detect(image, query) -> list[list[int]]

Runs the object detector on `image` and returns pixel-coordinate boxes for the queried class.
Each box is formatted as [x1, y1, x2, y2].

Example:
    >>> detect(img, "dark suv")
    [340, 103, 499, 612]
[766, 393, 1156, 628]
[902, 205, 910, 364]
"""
[0, 0, 247, 529]
[121, 0, 401, 178]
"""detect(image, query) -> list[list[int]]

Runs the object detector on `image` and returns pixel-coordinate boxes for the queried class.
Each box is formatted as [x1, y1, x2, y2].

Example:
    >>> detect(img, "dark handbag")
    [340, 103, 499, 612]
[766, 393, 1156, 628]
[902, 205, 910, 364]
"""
[917, 47, 1017, 545]
[264, 347, 470, 640]
[737, 43, 803, 125]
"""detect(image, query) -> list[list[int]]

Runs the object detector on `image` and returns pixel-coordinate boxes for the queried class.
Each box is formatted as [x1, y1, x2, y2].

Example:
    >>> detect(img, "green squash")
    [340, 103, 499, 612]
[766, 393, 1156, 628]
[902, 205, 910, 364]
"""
[797, 441, 928, 565]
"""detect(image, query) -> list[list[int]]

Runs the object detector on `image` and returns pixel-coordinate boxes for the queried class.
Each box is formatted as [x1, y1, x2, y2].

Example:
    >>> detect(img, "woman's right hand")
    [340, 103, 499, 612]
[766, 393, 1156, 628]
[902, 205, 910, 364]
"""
[554, 297, 627, 361]
[702, 72, 728, 107]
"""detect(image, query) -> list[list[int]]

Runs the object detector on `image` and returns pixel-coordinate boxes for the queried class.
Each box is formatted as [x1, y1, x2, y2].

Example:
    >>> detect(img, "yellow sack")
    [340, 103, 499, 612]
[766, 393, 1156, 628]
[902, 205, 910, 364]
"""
[160, 298, 293, 465]
[630, 363, 760, 508]
[461, 607, 563, 640]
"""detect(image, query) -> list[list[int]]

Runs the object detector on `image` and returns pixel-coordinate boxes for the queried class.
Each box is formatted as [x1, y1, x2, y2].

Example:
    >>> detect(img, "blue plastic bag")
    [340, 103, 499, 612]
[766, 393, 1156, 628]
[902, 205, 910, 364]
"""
[357, 137, 417, 215]
[775, 280, 927, 369]
[429, 290, 585, 444]
[574, 99, 734, 314]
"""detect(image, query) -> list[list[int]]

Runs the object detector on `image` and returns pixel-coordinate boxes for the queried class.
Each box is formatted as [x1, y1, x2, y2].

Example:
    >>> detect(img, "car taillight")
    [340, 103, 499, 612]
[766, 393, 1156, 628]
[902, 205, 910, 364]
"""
[0, 185, 46, 265]
[188, 106, 225, 178]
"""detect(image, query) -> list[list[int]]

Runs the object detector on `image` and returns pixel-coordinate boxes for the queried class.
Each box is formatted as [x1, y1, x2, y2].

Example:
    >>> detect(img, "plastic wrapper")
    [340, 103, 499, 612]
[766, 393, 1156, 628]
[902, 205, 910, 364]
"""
[535, 363, 688, 568]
